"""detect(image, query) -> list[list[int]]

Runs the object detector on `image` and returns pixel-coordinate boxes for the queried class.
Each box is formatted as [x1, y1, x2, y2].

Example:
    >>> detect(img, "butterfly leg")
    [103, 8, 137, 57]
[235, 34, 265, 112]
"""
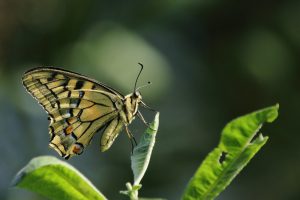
[125, 126, 137, 153]
[140, 101, 157, 112]
[137, 110, 158, 132]
[137, 110, 150, 126]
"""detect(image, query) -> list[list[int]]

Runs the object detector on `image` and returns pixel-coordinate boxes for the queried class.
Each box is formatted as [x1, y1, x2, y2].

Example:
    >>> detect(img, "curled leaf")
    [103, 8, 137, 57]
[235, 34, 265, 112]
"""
[131, 112, 159, 186]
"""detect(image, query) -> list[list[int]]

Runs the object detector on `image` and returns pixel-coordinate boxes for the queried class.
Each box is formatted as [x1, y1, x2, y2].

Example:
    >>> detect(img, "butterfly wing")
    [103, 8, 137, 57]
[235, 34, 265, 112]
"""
[22, 67, 125, 159]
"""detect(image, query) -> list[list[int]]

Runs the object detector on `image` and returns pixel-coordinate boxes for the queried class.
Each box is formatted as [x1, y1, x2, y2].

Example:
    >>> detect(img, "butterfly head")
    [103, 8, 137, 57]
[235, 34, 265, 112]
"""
[125, 91, 142, 107]
[134, 90, 142, 99]
[133, 90, 143, 105]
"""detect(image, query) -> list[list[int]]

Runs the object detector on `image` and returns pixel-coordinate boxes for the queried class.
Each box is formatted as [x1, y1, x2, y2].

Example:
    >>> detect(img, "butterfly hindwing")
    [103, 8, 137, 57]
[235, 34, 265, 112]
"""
[22, 67, 125, 159]
[100, 116, 125, 152]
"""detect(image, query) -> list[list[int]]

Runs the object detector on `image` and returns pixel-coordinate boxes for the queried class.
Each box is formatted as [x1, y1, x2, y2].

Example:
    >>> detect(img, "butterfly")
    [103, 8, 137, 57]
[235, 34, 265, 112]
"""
[22, 64, 154, 159]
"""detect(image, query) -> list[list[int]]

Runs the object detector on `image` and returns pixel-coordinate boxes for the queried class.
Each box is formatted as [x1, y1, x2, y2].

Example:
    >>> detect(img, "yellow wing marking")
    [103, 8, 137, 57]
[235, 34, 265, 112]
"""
[22, 67, 126, 159]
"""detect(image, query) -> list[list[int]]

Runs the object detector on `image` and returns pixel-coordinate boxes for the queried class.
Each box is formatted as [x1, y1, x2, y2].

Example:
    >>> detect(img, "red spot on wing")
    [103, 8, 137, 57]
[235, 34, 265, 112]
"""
[72, 143, 83, 155]
[66, 126, 73, 135]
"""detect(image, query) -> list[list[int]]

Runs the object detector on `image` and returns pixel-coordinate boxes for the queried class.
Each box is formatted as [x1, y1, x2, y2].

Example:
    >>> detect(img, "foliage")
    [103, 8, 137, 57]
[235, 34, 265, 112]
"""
[12, 156, 106, 200]
[12, 105, 279, 200]
[182, 104, 279, 200]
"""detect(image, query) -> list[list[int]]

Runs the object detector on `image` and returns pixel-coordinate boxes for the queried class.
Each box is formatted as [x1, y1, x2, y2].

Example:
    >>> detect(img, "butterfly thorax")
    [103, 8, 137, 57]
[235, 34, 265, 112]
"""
[120, 91, 142, 125]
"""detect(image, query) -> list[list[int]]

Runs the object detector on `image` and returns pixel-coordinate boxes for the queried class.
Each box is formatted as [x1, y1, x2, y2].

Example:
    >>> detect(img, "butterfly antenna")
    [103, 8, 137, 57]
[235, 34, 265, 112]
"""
[136, 81, 152, 91]
[134, 63, 144, 92]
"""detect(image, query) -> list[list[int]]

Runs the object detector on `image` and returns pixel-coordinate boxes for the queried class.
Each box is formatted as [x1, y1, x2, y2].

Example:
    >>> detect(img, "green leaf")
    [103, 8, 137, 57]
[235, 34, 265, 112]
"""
[182, 104, 279, 200]
[121, 112, 160, 200]
[12, 156, 107, 200]
[131, 112, 159, 186]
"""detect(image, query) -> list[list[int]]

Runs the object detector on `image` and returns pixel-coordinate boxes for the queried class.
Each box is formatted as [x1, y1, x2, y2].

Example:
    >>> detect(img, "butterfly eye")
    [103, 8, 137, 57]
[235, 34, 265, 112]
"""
[134, 91, 141, 97]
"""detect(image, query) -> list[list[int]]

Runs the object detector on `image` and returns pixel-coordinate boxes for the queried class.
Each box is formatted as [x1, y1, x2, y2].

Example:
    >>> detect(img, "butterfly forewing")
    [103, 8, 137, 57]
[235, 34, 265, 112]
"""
[22, 67, 126, 159]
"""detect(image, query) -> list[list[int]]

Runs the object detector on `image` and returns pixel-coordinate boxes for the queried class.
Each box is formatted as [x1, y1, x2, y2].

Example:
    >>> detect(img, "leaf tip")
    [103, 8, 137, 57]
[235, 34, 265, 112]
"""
[11, 170, 25, 187]
[153, 112, 160, 128]
[266, 103, 279, 123]
[155, 111, 160, 117]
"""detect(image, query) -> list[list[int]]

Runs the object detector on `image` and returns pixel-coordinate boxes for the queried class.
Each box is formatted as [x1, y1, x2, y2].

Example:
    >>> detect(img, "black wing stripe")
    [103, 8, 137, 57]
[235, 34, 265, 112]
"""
[22, 67, 124, 158]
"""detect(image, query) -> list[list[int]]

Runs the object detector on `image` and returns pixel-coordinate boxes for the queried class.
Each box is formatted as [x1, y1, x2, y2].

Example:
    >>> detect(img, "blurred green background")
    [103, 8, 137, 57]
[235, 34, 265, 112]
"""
[1, 0, 299, 199]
